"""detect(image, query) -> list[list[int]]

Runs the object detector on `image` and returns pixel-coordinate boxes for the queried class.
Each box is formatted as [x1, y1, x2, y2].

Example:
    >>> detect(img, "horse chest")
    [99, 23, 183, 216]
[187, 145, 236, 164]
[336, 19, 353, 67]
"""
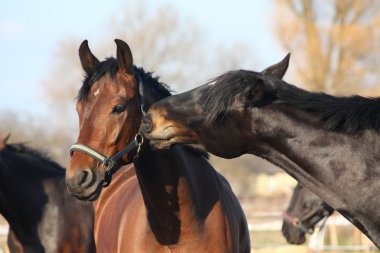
[93, 180, 232, 253]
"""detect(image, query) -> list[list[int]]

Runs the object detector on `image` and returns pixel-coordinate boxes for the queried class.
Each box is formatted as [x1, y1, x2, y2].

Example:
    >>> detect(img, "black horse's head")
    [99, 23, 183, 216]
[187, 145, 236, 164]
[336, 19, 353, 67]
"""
[282, 183, 333, 244]
[141, 54, 290, 158]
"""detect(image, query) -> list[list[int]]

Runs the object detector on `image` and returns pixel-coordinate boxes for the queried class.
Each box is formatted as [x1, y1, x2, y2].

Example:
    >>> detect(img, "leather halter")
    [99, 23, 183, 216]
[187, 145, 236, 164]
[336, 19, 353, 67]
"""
[69, 72, 146, 187]
[283, 202, 331, 234]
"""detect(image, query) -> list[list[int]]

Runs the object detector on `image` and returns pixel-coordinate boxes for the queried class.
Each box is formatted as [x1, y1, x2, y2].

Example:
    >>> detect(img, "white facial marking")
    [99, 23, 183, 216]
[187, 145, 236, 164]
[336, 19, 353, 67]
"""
[208, 81, 216, 86]
[94, 88, 100, 96]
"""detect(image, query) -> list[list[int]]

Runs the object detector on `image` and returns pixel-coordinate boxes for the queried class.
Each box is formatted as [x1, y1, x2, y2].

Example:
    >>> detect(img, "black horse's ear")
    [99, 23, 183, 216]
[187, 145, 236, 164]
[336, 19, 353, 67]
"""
[115, 39, 133, 74]
[79, 40, 100, 74]
[261, 53, 290, 79]
[243, 79, 265, 107]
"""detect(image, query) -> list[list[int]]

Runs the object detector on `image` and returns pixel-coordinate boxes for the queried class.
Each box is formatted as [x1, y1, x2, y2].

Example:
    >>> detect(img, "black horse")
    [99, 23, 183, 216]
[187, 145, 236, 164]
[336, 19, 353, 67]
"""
[141, 54, 380, 248]
[0, 136, 95, 253]
[282, 183, 333, 244]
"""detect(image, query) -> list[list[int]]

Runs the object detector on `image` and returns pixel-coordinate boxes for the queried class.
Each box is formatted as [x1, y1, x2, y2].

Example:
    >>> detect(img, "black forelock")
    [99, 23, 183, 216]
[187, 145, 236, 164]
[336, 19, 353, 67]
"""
[274, 80, 380, 132]
[77, 57, 171, 102]
[201, 70, 261, 125]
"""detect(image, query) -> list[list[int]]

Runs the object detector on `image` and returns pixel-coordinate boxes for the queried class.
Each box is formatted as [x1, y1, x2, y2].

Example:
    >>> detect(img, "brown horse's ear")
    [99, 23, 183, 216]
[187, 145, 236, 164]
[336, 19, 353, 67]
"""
[115, 39, 133, 74]
[0, 133, 10, 151]
[79, 40, 100, 73]
[261, 53, 290, 79]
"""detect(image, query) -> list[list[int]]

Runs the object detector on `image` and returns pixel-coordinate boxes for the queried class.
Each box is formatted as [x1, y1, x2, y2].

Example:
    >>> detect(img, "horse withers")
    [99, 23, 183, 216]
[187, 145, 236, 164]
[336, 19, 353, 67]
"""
[65, 39, 250, 253]
[141, 54, 380, 248]
[0, 135, 95, 253]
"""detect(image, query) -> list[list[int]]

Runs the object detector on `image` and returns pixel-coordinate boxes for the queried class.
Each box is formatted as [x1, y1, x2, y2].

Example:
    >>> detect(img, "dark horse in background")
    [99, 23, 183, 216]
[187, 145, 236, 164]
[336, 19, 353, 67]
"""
[282, 183, 333, 244]
[65, 39, 249, 252]
[141, 54, 380, 248]
[0, 135, 95, 253]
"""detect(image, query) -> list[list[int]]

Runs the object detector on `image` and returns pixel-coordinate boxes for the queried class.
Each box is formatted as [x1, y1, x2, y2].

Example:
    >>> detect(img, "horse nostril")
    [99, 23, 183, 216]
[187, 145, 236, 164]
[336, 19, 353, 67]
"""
[142, 114, 153, 133]
[74, 169, 93, 188]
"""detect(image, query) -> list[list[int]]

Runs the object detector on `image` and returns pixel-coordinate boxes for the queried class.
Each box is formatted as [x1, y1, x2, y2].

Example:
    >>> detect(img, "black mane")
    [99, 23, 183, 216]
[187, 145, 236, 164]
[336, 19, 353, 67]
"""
[274, 80, 380, 132]
[77, 57, 171, 102]
[0, 143, 64, 173]
[201, 69, 380, 133]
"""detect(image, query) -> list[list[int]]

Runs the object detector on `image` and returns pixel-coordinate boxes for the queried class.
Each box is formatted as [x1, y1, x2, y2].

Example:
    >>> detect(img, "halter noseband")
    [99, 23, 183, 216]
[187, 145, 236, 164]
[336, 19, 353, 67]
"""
[69, 72, 146, 187]
[283, 203, 331, 234]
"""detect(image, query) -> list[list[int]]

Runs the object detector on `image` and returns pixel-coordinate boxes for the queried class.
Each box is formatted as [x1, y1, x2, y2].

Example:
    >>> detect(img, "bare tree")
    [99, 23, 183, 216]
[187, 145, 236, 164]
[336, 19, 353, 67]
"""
[105, 3, 256, 90]
[273, 0, 380, 95]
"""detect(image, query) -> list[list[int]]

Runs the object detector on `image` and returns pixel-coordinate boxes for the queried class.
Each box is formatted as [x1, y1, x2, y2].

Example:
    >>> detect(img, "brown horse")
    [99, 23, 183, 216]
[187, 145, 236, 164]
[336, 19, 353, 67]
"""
[65, 39, 250, 253]
[141, 54, 380, 248]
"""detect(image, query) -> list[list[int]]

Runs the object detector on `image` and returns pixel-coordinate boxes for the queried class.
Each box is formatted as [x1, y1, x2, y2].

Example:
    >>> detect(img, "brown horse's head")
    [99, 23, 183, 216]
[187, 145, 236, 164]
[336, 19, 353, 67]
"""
[66, 39, 144, 201]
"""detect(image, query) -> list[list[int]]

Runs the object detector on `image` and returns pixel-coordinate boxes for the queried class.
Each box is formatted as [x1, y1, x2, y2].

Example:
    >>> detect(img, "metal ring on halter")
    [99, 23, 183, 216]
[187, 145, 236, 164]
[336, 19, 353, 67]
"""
[135, 133, 144, 157]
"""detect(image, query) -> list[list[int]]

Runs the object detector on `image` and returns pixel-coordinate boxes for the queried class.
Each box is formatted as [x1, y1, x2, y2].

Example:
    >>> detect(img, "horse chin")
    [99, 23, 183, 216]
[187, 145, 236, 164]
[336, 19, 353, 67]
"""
[149, 136, 204, 151]
[284, 232, 306, 245]
[71, 179, 104, 202]
[290, 235, 306, 245]
[282, 224, 307, 245]
[149, 139, 173, 150]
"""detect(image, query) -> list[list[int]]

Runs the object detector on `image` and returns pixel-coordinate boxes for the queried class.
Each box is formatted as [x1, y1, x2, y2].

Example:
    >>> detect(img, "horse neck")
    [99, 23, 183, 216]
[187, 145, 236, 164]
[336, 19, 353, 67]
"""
[133, 145, 219, 244]
[250, 105, 380, 216]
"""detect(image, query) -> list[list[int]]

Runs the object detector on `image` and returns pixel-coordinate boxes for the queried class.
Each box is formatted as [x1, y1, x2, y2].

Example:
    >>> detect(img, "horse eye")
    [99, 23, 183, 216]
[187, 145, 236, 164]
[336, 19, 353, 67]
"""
[112, 104, 125, 114]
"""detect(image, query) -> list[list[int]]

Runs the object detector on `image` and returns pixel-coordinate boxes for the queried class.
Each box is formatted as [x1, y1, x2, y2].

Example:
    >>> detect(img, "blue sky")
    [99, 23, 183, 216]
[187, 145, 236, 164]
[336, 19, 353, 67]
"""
[0, 0, 283, 117]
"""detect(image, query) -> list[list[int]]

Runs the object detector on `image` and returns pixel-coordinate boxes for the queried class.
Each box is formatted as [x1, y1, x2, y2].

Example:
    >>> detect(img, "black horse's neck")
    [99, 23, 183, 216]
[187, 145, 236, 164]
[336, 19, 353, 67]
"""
[249, 104, 380, 246]
[133, 144, 218, 245]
